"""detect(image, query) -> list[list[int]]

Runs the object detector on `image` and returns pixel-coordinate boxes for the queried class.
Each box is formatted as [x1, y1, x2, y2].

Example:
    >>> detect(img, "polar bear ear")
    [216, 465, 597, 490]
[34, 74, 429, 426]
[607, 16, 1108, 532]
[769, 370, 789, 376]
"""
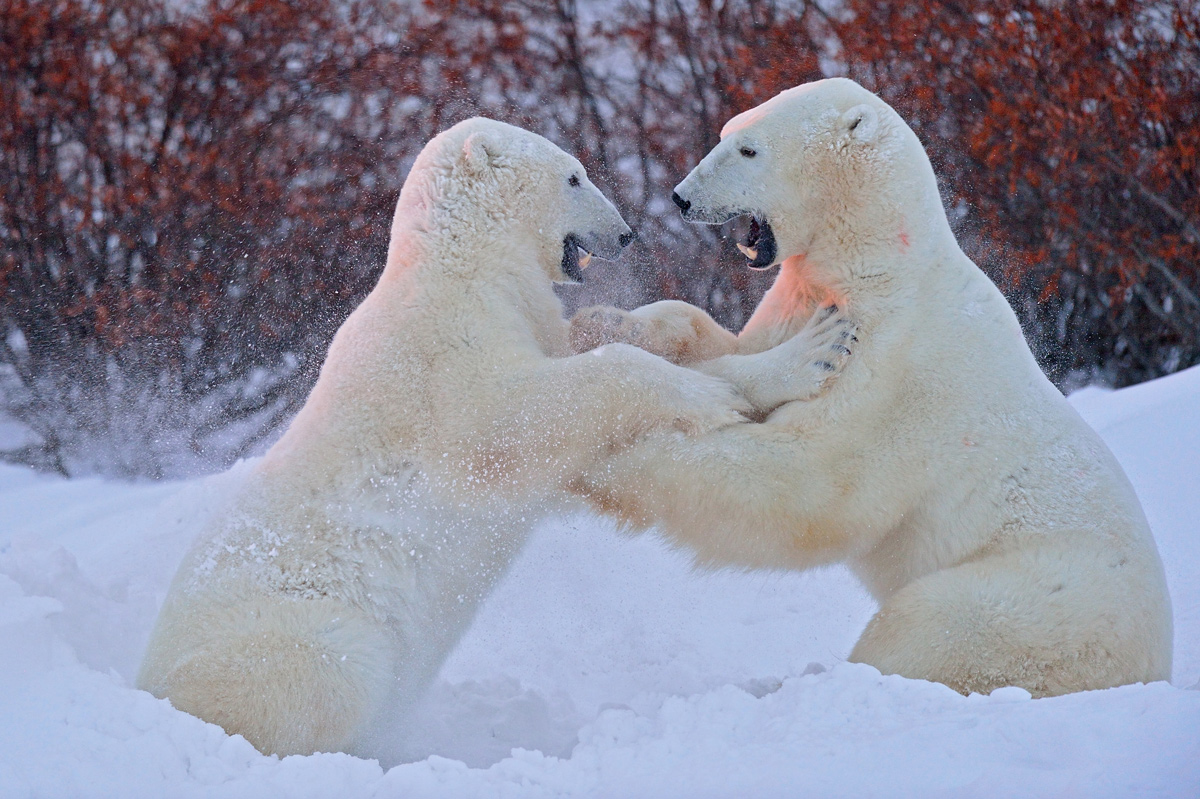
[462, 131, 501, 174]
[842, 104, 879, 143]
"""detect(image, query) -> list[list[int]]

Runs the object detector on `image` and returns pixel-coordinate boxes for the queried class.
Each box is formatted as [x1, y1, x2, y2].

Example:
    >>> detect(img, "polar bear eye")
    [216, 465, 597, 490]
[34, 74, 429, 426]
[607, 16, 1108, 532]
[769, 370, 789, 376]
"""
[568, 173, 580, 187]
[739, 147, 757, 158]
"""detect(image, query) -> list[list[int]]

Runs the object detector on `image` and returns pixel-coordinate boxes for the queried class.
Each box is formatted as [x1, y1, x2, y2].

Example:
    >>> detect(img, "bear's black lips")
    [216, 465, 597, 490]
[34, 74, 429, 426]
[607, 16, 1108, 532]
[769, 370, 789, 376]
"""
[743, 217, 777, 271]
[561, 236, 585, 282]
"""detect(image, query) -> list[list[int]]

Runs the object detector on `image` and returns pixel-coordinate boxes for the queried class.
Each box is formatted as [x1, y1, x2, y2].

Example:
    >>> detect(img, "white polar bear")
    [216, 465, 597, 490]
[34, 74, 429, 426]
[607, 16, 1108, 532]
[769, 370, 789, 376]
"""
[570, 78, 1173, 697]
[137, 118, 756, 759]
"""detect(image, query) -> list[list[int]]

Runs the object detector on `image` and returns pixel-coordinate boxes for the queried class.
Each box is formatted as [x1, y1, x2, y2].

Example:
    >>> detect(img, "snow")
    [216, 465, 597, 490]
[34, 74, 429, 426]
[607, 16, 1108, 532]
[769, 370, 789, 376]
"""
[2, 368, 1198, 797]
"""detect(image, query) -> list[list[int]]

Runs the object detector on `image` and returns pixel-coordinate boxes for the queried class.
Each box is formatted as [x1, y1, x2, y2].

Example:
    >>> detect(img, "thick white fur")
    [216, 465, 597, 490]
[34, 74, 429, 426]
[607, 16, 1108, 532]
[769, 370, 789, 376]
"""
[137, 118, 749, 759]
[572, 79, 1173, 697]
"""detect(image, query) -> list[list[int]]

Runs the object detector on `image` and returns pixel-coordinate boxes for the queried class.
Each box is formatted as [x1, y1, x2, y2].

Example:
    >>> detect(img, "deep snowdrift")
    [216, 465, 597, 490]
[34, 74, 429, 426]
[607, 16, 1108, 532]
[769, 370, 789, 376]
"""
[1, 367, 1198, 797]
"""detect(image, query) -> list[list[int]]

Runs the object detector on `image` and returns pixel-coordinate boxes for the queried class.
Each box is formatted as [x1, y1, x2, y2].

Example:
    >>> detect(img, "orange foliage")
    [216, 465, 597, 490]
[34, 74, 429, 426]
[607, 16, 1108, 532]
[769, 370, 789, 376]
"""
[0, 0, 1196, 476]
[837, 0, 1200, 384]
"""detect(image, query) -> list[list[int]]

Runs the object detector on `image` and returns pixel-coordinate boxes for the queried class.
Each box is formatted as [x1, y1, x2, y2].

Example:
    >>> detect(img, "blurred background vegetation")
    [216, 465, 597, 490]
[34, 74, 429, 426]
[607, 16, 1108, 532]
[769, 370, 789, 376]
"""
[2, 0, 1197, 478]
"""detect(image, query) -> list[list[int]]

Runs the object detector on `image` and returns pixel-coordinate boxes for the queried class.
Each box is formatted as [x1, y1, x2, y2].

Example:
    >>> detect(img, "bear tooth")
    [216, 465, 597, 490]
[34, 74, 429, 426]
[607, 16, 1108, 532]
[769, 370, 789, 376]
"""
[737, 243, 758, 260]
[578, 251, 592, 269]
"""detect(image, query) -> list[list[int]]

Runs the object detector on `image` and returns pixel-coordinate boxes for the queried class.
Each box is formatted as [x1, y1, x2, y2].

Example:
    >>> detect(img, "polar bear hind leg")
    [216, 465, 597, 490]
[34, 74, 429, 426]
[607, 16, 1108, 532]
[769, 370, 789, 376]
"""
[849, 538, 1170, 697]
[148, 596, 392, 756]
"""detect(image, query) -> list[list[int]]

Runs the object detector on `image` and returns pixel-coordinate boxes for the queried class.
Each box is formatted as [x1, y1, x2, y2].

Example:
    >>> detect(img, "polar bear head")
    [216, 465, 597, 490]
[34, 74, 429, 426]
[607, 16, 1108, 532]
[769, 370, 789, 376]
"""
[672, 78, 941, 274]
[393, 117, 633, 283]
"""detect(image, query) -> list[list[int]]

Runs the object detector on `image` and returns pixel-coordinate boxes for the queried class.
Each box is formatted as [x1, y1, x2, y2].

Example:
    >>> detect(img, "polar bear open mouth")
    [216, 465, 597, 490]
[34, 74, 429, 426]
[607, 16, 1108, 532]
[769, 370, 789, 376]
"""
[561, 236, 593, 282]
[736, 216, 778, 270]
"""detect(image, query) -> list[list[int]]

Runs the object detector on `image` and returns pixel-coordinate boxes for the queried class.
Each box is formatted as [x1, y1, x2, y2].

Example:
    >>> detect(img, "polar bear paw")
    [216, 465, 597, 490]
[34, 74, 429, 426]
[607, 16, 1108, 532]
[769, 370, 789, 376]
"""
[708, 303, 859, 413]
[664, 369, 754, 436]
[799, 303, 859, 391]
[603, 341, 751, 436]
[767, 303, 859, 406]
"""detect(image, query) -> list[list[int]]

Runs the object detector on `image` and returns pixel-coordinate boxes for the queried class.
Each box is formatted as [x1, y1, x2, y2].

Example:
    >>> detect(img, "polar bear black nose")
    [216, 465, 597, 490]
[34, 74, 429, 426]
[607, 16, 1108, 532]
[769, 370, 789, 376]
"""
[619, 231, 636, 248]
[671, 192, 691, 214]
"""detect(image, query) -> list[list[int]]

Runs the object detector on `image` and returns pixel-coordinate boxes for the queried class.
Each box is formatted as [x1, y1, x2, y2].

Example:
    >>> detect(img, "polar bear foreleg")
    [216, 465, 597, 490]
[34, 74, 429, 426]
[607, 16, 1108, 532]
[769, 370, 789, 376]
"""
[576, 421, 851, 571]
[694, 305, 858, 413]
[460, 343, 750, 492]
[570, 301, 740, 364]
[572, 301, 858, 413]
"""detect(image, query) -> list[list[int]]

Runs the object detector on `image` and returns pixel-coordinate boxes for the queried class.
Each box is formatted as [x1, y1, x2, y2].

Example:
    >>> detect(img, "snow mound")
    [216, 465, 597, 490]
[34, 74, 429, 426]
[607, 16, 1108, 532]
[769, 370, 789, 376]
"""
[2, 367, 1199, 796]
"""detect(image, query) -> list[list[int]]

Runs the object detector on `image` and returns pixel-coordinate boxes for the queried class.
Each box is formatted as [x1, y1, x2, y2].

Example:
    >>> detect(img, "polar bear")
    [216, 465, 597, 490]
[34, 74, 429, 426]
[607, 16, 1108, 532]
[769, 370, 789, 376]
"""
[136, 118, 757, 759]
[569, 78, 1173, 697]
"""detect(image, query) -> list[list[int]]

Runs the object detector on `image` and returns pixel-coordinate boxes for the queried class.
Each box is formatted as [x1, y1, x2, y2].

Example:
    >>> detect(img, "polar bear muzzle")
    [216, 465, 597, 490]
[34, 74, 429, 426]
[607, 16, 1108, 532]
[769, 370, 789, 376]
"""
[673, 188, 777, 270]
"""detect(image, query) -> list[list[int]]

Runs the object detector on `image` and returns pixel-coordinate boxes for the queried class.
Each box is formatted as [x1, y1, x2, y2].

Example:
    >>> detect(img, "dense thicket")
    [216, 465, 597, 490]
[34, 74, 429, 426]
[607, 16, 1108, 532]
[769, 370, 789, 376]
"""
[2, 0, 1197, 477]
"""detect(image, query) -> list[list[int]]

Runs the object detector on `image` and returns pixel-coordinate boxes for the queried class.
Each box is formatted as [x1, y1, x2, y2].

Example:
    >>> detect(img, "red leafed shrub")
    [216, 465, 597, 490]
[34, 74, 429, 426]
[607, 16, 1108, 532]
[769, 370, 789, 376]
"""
[1, 0, 1196, 477]
[837, 0, 1200, 386]
[0, 0, 420, 475]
